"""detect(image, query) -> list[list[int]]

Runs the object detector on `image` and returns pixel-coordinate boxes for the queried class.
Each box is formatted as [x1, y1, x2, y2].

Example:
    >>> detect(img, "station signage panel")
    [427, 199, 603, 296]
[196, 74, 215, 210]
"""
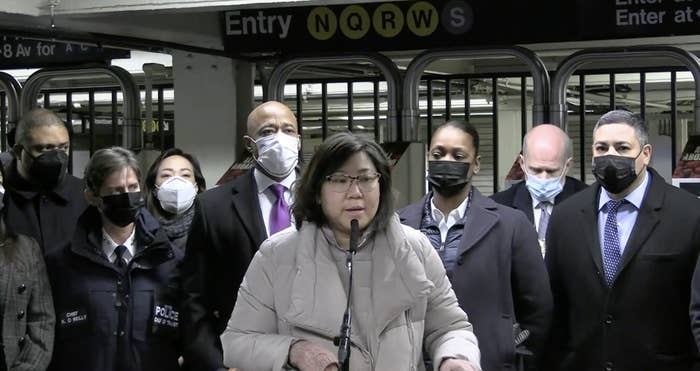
[0, 36, 130, 68]
[221, 0, 700, 54]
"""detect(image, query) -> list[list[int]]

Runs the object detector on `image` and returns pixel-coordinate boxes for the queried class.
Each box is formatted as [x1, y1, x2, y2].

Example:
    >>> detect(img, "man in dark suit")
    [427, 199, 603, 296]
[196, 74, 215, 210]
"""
[181, 101, 300, 371]
[491, 124, 587, 255]
[399, 120, 552, 371]
[545, 110, 700, 371]
[4, 108, 88, 254]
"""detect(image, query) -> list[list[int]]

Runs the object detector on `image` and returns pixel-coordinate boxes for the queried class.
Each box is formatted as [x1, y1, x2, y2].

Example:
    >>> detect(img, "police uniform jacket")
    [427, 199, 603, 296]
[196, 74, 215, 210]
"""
[0, 231, 54, 371]
[4, 158, 88, 254]
[45, 207, 183, 371]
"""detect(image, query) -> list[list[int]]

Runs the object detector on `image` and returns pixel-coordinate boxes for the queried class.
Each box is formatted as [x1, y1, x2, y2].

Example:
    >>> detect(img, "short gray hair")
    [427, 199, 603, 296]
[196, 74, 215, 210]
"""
[594, 110, 648, 146]
[15, 108, 67, 147]
[84, 146, 141, 193]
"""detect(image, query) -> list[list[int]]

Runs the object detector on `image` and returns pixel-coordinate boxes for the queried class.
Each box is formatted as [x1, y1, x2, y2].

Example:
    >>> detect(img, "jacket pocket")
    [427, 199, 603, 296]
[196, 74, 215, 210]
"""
[638, 252, 681, 261]
[132, 290, 154, 341]
[498, 316, 516, 368]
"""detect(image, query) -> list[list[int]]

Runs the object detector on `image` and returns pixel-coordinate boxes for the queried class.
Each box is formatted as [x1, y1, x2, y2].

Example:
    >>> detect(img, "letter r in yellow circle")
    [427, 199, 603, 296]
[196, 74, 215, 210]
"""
[373, 3, 404, 38]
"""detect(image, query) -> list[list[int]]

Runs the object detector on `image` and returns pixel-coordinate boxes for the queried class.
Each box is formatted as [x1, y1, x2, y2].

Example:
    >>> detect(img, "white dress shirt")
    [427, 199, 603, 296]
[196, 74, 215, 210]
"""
[597, 170, 649, 256]
[254, 169, 296, 237]
[429, 195, 469, 249]
[102, 226, 136, 264]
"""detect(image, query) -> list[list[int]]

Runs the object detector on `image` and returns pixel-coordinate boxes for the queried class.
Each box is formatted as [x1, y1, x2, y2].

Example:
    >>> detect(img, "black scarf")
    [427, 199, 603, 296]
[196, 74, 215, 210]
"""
[157, 206, 195, 241]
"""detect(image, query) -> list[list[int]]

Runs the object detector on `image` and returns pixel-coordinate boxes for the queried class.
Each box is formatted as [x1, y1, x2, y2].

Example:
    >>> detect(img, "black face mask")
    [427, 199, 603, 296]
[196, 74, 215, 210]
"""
[427, 161, 471, 197]
[25, 149, 68, 189]
[100, 192, 144, 227]
[592, 154, 640, 194]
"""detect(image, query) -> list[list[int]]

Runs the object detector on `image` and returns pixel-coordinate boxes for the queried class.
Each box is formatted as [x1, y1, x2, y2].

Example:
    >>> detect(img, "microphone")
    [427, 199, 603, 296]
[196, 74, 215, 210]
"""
[349, 219, 359, 253]
[335, 219, 359, 371]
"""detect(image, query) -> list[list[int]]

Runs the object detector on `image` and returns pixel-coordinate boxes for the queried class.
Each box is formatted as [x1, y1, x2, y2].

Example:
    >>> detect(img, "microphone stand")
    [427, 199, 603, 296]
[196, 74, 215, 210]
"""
[335, 219, 358, 371]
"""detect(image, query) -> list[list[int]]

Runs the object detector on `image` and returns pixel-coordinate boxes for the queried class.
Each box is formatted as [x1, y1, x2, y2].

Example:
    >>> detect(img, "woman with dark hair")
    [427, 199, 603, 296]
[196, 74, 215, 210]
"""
[143, 148, 206, 251]
[221, 132, 481, 371]
[399, 120, 551, 371]
[0, 165, 55, 371]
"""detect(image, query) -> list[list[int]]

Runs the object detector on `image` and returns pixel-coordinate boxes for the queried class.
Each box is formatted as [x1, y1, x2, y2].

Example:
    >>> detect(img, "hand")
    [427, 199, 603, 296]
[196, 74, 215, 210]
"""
[289, 340, 339, 371]
[439, 357, 478, 371]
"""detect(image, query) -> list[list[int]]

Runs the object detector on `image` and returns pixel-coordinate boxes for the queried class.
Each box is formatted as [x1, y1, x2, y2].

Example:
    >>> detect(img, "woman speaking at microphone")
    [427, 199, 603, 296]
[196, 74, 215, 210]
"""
[221, 132, 481, 371]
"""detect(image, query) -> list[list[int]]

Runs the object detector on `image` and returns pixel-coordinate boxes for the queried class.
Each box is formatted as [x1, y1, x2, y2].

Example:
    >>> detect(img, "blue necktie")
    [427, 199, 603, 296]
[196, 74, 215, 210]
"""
[603, 200, 625, 287]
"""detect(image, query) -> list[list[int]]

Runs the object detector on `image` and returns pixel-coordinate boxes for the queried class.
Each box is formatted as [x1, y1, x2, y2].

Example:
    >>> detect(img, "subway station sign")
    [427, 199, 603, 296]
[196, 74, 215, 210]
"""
[221, 0, 700, 54]
[0, 36, 130, 69]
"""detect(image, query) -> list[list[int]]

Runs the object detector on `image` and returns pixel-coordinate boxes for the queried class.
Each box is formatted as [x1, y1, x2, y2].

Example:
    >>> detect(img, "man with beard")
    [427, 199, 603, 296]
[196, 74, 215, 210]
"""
[545, 110, 700, 371]
[399, 120, 552, 371]
[181, 101, 300, 371]
[4, 108, 87, 254]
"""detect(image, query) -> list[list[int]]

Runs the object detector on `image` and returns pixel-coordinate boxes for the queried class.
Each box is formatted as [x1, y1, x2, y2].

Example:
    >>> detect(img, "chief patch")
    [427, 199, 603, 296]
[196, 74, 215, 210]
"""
[59, 308, 88, 328]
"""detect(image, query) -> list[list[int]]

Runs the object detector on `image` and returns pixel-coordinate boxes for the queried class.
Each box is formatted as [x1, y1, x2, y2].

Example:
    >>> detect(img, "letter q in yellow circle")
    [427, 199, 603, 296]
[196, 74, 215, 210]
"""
[407, 1, 439, 37]
[373, 3, 404, 38]
[340, 5, 370, 40]
[308, 7, 337, 41]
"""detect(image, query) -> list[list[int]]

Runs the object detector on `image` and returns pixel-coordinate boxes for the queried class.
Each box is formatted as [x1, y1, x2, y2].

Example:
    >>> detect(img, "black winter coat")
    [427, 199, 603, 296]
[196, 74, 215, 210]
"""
[45, 207, 183, 371]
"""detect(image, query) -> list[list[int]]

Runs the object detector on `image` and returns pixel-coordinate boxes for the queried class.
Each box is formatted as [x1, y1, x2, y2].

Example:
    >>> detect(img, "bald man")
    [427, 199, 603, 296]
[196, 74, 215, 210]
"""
[491, 124, 587, 256]
[4, 108, 88, 254]
[182, 101, 300, 371]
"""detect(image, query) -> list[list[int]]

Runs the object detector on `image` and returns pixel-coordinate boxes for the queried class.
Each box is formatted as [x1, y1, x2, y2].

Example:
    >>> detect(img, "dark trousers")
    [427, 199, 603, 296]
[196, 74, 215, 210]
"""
[0, 343, 6, 371]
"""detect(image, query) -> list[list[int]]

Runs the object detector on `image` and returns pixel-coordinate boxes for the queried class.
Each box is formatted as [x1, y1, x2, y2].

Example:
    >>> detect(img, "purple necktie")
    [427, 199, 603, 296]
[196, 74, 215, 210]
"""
[268, 184, 291, 235]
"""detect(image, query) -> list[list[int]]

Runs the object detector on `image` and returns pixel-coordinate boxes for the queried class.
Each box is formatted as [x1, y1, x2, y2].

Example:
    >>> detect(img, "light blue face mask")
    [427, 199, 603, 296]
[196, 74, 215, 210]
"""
[524, 169, 565, 202]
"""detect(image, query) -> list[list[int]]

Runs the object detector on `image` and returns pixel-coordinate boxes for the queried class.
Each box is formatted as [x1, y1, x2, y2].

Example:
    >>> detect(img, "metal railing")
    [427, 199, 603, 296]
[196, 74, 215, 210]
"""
[20, 65, 142, 150]
[267, 52, 402, 142]
[551, 46, 700, 133]
[403, 46, 551, 141]
[0, 71, 21, 151]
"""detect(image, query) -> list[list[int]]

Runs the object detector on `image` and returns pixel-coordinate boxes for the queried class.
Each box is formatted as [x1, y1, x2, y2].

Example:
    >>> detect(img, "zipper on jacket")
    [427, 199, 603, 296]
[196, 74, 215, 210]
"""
[406, 311, 416, 371]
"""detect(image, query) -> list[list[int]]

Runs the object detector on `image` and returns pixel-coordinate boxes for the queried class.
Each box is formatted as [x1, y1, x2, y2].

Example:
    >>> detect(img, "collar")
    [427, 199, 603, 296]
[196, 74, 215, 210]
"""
[101, 226, 136, 262]
[531, 196, 554, 210]
[6, 160, 76, 202]
[253, 168, 296, 194]
[598, 169, 649, 212]
[284, 217, 433, 345]
[319, 223, 372, 252]
[429, 191, 469, 223]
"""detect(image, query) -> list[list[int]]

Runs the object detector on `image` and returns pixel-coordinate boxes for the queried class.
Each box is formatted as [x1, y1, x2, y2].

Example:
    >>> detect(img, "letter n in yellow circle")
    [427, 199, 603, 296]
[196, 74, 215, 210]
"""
[308, 7, 337, 40]
[373, 3, 404, 38]
[340, 5, 370, 40]
[407, 1, 439, 37]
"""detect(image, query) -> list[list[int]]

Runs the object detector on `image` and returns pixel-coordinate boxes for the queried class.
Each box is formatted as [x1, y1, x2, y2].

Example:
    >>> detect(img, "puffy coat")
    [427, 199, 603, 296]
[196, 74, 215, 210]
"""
[221, 214, 482, 370]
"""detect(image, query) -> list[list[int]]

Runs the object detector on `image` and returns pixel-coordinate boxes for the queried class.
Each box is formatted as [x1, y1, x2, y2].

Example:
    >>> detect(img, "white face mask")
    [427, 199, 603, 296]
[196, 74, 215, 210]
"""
[253, 133, 299, 178]
[156, 176, 198, 215]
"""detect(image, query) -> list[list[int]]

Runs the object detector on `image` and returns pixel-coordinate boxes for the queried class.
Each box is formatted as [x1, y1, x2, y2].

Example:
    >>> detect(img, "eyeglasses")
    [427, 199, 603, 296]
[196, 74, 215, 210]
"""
[324, 172, 381, 193]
